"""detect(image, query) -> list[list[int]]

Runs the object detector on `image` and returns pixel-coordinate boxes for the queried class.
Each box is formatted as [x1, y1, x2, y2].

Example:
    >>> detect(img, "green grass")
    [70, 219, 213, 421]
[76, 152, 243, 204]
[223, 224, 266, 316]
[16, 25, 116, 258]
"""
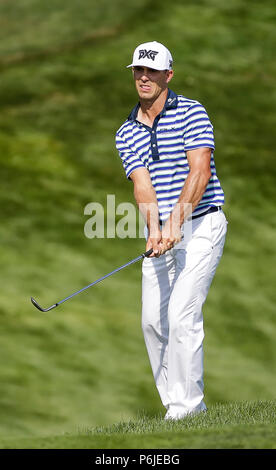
[0, 0, 275, 448]
[1, 401, 275, 449]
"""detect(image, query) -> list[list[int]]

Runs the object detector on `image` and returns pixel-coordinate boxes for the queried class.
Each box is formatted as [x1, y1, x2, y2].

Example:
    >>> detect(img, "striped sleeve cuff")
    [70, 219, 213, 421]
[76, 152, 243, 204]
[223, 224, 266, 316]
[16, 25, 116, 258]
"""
[116, 133, 145, 179]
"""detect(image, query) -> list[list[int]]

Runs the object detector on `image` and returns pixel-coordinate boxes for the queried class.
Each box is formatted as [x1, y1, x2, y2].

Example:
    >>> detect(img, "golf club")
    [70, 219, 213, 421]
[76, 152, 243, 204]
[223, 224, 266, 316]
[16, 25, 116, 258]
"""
[31, 248, 153, 313]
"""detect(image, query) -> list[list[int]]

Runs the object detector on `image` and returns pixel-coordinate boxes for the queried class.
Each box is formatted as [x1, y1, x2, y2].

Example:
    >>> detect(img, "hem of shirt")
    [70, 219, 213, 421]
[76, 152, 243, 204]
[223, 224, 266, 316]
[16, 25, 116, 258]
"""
[159, 203, 224, 222]
[192, 203, 223, 216]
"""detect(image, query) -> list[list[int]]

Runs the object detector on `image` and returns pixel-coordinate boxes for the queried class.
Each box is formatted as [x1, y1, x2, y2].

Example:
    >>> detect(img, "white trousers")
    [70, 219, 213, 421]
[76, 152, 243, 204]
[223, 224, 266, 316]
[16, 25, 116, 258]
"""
[142, 210, 227, 418]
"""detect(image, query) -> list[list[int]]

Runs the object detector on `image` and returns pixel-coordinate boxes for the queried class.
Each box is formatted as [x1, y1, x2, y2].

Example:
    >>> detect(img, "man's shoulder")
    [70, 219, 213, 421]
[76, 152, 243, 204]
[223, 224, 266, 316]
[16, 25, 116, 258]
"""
[116, 102, 139, 137]
[176, 94, 203, 111]
[116, 118, 133, 138]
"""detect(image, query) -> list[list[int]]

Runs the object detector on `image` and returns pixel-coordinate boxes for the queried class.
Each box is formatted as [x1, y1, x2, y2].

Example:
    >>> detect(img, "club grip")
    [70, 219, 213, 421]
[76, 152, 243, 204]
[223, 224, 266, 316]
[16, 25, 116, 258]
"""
[143, 248, 153, 258]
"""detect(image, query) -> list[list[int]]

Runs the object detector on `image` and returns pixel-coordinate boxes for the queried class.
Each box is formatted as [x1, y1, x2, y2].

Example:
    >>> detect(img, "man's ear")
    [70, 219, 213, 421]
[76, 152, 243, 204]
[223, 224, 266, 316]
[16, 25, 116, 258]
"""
[166, 69, 174, 84]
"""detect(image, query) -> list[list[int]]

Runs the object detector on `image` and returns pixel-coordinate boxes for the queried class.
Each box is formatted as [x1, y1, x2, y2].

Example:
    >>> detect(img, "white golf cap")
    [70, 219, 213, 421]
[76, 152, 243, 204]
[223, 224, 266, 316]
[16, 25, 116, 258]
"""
[127, 41, 173, 71]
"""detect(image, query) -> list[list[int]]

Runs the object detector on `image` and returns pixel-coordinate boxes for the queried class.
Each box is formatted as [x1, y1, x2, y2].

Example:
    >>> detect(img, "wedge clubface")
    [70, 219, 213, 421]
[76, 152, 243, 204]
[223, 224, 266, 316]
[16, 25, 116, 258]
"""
[31, 248, 153, 313]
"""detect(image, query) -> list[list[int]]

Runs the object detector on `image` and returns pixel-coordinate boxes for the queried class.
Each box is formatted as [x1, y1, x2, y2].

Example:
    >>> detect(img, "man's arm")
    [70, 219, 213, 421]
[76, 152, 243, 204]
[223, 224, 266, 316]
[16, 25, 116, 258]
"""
[161, 147, 212, 254]
[130, 167, 161, 257]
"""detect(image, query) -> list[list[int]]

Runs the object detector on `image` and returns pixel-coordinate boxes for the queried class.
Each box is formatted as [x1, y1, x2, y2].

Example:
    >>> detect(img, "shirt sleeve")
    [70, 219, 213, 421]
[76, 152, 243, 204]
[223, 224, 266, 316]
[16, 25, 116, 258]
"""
[183, 102, 215, 151]
[116, 131, 146, 179]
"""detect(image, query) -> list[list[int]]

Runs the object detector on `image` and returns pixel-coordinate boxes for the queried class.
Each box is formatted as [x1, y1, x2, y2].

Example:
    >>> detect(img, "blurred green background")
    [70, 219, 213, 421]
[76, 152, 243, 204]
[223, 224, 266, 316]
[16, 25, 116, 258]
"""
[0, 0, 275, 441]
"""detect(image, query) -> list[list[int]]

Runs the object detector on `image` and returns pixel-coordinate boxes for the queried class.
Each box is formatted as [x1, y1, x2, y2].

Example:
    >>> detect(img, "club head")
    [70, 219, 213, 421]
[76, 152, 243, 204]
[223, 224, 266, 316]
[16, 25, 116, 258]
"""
[31, 297, 58, 312]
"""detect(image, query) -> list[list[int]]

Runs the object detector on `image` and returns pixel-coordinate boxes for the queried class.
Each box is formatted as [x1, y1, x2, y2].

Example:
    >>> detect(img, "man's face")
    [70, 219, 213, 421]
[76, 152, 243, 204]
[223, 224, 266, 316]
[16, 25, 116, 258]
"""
[132, 66, 173, 102]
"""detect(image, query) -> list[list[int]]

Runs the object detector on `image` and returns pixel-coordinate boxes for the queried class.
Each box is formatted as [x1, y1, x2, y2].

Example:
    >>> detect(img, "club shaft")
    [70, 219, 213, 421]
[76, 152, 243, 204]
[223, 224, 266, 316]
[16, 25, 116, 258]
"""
[56, 253, 145, 306]
[31, 248, 153, 312]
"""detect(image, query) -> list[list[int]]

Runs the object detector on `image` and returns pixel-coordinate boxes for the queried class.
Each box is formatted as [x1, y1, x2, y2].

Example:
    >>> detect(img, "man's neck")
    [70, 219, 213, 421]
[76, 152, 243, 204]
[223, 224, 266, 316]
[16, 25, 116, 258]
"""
[137, 88, 168, 127]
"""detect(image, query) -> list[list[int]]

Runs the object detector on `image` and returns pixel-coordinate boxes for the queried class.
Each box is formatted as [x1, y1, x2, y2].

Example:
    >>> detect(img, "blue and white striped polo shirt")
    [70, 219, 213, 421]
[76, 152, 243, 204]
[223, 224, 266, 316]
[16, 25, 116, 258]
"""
[116, 89, 224, 221]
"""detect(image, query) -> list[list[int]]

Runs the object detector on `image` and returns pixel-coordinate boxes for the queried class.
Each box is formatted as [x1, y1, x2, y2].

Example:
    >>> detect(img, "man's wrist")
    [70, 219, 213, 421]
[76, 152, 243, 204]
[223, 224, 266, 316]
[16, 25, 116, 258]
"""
[147, 220, 161, 233]
[169, 201, 193, 228]
[163, 217, 181, 234]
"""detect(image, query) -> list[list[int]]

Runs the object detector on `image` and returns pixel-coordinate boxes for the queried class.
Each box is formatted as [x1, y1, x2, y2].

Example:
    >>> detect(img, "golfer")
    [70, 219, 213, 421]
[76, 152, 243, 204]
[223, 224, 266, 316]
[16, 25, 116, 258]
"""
[116, 41, 227, 419]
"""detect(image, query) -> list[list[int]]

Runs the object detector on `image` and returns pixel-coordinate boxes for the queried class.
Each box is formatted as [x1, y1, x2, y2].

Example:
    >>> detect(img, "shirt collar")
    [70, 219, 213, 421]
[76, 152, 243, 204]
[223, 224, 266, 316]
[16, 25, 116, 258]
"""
[128, 89, 178, 121]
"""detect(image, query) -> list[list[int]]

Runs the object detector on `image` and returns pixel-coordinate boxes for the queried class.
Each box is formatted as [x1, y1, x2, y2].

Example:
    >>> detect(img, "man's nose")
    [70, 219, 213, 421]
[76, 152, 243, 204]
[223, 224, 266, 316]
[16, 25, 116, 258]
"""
[141, 70, 150, 80]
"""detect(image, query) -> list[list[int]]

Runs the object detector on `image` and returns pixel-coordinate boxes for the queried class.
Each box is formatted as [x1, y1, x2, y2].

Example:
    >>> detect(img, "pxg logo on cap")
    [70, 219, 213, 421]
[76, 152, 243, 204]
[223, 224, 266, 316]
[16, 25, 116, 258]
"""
[138, 49, 159, 61]
[127, 41, 173, 71]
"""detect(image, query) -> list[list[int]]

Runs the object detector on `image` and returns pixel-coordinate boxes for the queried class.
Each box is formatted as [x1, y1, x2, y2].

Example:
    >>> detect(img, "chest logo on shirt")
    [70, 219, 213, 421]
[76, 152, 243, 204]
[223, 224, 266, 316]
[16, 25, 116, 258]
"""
[138, 49, 159, 61]
[159, 127, 177, 133]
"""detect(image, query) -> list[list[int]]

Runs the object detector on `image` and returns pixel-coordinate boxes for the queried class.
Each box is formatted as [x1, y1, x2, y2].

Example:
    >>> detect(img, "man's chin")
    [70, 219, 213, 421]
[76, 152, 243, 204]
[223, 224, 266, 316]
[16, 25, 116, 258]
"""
[138, 91, 155, 101]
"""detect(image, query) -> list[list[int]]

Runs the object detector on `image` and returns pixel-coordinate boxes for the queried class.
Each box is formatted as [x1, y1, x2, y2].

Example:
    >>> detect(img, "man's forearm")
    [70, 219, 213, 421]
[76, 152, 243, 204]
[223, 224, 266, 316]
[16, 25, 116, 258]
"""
[133, 181, 160, 232]
[129, 168, 162, 256]
[132, 179, 162, 256]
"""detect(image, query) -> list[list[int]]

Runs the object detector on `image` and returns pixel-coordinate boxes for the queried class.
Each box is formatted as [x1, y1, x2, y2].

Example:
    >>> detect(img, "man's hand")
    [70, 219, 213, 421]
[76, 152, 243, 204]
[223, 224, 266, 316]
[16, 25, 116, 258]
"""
[160, 221, 182, 255]
[146, 229, 162, 257]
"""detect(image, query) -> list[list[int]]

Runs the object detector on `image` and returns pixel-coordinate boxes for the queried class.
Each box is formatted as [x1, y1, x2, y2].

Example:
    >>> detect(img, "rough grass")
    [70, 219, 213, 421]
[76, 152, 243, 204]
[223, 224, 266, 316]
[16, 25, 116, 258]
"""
[1, 401, 275, 449]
